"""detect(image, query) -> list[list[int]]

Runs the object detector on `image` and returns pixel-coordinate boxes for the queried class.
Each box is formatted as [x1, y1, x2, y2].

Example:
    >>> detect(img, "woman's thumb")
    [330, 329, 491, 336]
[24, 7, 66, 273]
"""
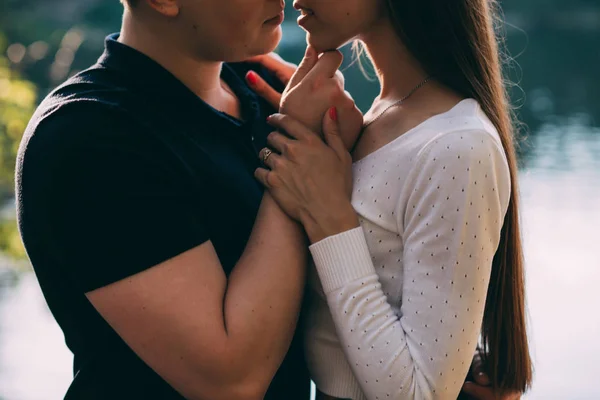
[323, 107, 346, 159]
[288, 46, 317, 88]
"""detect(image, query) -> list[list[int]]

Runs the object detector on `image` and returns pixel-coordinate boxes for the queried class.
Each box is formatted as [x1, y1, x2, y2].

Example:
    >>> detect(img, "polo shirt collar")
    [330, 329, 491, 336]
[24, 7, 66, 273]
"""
[97, 33, 262, 129]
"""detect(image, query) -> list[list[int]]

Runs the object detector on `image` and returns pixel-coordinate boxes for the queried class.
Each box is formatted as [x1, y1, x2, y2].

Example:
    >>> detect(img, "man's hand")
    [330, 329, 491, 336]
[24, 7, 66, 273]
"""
[461, 352, 522, 400]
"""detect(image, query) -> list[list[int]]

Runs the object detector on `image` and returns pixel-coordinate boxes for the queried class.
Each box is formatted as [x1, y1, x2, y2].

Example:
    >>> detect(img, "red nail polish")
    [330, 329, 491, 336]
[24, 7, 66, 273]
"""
[329, 107, 338, 122]
[246, 71, 258, 86]
[266, 115, 272, 122]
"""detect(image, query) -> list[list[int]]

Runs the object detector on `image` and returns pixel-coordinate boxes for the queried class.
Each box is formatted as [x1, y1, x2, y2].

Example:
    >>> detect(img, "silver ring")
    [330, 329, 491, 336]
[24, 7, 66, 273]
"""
[262, 148, 273, 165]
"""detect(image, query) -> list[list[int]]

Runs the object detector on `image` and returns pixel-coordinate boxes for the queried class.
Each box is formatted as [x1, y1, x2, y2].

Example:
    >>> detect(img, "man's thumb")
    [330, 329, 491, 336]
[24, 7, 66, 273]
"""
[323, 107, 346, 158]
[288, 46, 317, 88]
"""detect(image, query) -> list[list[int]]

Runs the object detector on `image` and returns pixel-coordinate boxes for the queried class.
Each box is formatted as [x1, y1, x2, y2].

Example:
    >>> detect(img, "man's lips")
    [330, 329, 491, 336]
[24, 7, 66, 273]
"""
[265, 11, 285, 25]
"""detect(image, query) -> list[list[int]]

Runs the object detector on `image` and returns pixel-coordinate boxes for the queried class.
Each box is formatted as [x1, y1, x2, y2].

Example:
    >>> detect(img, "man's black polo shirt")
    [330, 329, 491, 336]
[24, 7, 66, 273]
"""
[16, 34, 309, 399]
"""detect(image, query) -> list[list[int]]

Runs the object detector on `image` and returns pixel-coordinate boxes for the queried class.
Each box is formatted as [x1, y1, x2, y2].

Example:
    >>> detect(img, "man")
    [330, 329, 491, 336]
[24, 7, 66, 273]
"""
[16, 0, 509, 399]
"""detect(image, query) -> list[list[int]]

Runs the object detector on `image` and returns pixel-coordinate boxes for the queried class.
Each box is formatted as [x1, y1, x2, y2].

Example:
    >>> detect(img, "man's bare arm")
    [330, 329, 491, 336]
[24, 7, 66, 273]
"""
[87, 193, 306, 400]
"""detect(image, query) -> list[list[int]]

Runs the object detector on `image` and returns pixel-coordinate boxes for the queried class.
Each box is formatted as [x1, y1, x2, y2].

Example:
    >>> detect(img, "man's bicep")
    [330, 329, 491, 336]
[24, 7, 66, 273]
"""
[85, 241, 235, 400]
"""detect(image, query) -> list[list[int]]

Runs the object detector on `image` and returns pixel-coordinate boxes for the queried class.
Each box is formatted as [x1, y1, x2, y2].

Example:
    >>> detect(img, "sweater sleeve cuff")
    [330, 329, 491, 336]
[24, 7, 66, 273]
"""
[309, 227, 376, 293]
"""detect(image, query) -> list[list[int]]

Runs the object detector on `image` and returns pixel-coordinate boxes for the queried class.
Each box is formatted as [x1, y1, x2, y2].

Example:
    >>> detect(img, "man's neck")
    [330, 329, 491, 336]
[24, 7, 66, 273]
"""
[119, 11, 240, 117]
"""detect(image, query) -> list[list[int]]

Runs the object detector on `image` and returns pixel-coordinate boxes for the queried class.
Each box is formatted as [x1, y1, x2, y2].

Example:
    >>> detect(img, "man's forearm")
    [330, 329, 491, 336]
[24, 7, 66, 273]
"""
[223, 192, 307, 388]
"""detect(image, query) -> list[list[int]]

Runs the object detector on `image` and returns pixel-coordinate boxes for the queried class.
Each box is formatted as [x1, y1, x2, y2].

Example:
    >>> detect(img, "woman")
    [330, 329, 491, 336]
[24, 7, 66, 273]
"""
[248, 0, 533, 398]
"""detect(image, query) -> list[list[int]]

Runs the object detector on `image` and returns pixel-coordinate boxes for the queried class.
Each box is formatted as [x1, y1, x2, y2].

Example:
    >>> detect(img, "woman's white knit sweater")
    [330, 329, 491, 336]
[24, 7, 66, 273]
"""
[304, 99, 511, 400]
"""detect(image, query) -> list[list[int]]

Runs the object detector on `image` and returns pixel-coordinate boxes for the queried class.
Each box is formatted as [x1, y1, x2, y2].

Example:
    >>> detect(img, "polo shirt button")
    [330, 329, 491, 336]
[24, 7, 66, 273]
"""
[251, 136, 255, 141]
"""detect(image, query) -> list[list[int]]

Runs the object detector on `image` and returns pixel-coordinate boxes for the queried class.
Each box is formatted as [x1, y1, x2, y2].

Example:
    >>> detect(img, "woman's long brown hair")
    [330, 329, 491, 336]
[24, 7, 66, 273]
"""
[383, 0, 532, 393]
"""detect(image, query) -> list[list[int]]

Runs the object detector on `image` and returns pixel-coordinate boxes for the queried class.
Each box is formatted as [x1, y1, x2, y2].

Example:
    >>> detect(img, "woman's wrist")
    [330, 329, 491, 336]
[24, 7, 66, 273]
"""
[300, 201, 360, 244]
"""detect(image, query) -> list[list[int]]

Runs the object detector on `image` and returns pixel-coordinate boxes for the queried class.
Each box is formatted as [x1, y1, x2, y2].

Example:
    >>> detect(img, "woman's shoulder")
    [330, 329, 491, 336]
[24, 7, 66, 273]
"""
[399, 100, 512, 215]
[426, 98, 498, 135]
[414, 99, 504, 159]
[383, 99, 504, 169]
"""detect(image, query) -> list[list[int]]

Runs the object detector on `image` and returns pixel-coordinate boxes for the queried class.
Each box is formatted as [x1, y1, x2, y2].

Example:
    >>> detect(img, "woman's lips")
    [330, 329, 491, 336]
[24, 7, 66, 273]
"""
[297, 7, 315, 27]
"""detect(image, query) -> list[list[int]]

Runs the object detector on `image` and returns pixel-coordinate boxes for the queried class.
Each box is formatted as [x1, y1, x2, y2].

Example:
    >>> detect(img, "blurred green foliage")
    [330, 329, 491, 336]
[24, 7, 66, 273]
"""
[0, 31, 36, 260]
[0, 218, 26, 259]
[0, 36, 37, 202]
[0, 0, 126, 260]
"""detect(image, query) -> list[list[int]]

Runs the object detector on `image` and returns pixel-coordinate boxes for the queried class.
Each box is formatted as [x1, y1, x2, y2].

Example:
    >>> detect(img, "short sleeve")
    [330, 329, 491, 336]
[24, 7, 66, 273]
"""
[18, 105, 210, 293]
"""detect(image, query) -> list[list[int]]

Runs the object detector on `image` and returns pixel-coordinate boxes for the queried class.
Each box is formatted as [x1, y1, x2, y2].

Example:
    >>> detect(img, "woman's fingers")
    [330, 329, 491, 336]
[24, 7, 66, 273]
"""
[246, 52, 297, 85]
[254, 167, 270, 188]
[265, 131, 295, 156]
[288, 46, 318, 89]
[259, 147, 284, 170]
[322, 107, 348, 161]
[305, 50, 343, 82]
[267, 114, 316, 142]
[246, 71, 282, 110]
[254, 167, 277, 189]
[334, 69, 346, 86]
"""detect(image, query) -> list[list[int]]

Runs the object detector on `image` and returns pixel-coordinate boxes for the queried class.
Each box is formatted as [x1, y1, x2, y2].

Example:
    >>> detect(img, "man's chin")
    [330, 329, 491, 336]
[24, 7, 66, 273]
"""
[249, 31, 282, 59]
[227, 35, 282, 62]
[264, 32, 283, 54]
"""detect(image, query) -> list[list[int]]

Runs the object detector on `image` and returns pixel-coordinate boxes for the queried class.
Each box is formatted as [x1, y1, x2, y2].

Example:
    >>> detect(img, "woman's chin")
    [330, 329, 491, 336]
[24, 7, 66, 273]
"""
[306, 34, 344, 53]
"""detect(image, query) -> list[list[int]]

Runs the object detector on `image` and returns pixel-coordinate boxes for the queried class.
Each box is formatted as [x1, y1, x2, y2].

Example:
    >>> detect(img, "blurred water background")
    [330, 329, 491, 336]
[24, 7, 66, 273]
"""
[0, 0, 599, 398]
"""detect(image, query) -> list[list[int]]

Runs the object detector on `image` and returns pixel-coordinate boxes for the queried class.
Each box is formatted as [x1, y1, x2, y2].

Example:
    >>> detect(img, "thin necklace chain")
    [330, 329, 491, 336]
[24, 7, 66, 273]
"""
[363, 76, 432, 129]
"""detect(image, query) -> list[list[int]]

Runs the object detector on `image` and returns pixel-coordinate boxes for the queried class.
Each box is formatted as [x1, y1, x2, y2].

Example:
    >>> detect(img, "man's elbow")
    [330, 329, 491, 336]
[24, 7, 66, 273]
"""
[406, 374, 459, 400]
[184, 354, 272, 400]
[186, 380, 267, 400]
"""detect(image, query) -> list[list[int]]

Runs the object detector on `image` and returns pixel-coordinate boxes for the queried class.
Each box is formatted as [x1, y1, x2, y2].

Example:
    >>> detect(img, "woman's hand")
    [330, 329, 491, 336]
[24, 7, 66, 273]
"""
[254, 110, 359, 244]
[246, 47, 364, 152]
[246, 46, 315, 111]
[245, 51, 298, 107]
[280, 50, 363, 152]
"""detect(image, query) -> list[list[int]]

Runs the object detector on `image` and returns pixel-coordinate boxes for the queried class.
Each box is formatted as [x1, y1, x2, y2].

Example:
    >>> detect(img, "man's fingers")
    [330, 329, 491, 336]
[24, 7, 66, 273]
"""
[469, 351, 491, 386]
[474, 371, 491, 386]
[461, 382, 494, 400]
[462, 382, 521, 400]
[246, 71, 282, 110]
[305, 50, 344, 83]
[267, 113, 315, 142]
[288, 46, 318, 88]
